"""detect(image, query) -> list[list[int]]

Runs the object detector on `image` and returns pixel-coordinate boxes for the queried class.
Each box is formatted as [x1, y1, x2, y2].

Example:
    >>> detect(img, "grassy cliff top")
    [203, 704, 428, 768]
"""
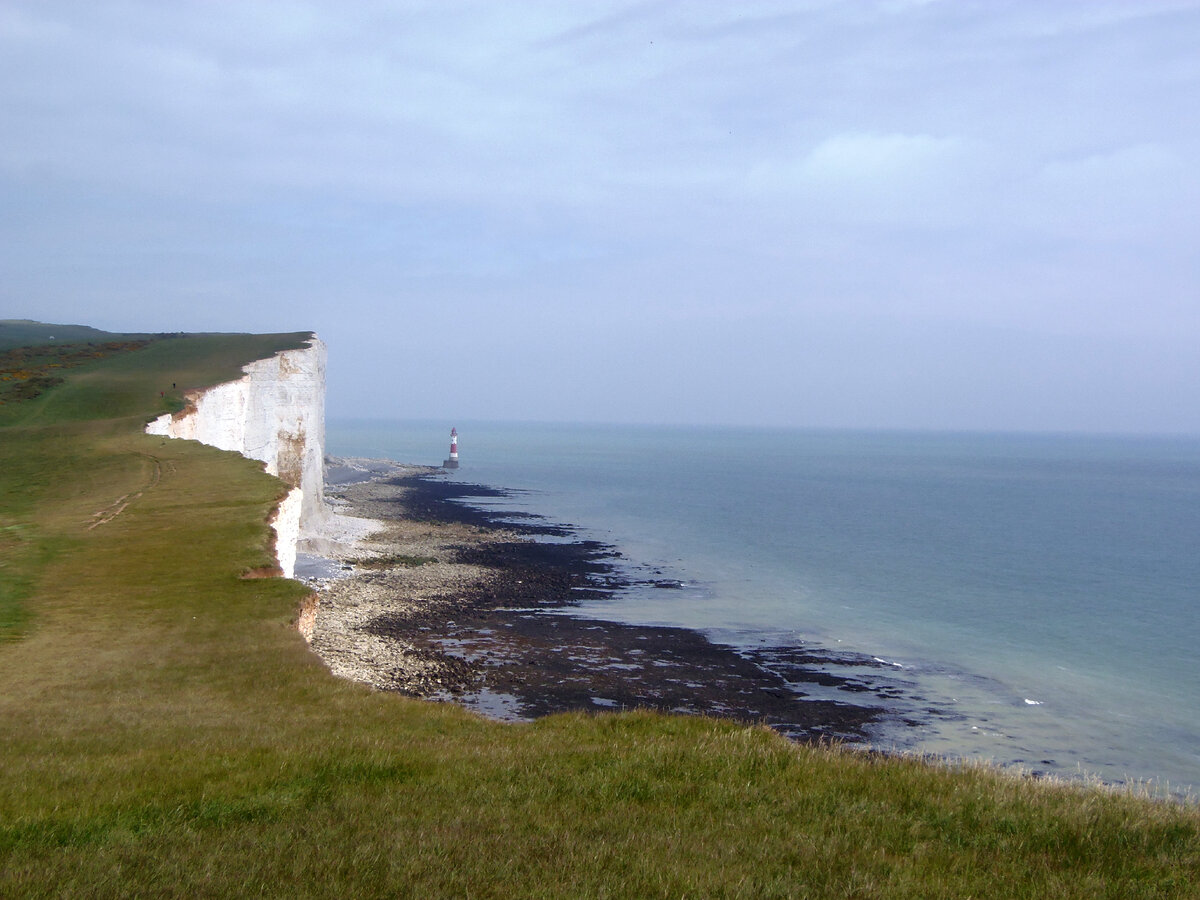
[0, 319, 141, 350]
[0, 323, 311, 425]
[1, 323, 1198, 898]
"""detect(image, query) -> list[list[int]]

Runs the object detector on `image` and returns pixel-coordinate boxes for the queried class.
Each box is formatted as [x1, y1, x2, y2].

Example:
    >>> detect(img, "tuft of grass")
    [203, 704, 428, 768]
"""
[2, 328, 1198, 898]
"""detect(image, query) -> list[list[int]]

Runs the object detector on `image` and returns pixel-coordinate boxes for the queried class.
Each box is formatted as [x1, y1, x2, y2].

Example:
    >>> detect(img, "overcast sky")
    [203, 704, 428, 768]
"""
[3, 1, 1199, 432]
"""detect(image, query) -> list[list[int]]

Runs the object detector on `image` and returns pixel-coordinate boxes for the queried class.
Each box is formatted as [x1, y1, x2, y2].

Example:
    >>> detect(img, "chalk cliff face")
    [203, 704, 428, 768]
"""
[146, 337, 327, 578]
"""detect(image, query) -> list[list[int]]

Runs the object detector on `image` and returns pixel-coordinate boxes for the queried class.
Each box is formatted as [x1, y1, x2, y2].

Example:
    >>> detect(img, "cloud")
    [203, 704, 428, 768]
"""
[2, 0, 1199, 430]
[743, 131, 977, 225]
[1019, 143, 1199, 240]
[799, 132, 963, 182]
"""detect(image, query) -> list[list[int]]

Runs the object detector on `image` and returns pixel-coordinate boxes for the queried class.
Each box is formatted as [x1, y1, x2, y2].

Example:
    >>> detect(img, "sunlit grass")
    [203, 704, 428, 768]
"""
[1, 332, 1198, 898]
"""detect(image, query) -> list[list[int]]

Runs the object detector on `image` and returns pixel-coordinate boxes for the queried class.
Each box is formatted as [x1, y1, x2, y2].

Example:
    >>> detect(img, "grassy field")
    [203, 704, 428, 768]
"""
[1, 329, 1198, 898]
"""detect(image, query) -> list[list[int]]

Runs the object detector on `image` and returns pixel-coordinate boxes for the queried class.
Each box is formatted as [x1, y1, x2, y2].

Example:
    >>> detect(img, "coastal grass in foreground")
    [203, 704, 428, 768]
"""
[1, 326, 1198, 898]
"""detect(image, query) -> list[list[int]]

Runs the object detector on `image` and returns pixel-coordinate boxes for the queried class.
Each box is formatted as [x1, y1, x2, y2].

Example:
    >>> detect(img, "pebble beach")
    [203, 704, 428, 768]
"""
[300, 458, 894, 741]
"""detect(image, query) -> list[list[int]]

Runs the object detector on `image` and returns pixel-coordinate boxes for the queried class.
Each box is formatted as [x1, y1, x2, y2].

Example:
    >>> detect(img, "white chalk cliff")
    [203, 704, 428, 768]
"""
[145, 336, 328, 578]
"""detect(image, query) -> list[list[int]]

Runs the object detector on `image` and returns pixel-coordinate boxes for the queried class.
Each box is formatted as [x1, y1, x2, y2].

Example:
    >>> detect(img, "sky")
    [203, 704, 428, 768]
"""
[2, 1, 1199, 432]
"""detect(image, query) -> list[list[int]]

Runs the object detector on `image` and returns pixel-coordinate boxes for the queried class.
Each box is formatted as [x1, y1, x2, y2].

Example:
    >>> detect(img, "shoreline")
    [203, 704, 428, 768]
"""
[303, 458, 910, 743]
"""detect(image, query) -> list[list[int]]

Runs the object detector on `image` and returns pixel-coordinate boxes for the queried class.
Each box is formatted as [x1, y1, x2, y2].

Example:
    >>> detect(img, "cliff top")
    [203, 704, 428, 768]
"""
[0, 324, 313, 426]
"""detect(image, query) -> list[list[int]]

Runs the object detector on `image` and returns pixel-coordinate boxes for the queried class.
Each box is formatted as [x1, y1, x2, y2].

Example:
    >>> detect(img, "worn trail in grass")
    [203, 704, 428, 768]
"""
[1, 330, 1198, 898]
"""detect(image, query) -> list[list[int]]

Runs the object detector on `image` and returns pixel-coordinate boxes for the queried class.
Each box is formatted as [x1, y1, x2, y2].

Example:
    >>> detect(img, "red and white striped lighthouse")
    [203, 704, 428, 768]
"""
[443, 427, 460, 469]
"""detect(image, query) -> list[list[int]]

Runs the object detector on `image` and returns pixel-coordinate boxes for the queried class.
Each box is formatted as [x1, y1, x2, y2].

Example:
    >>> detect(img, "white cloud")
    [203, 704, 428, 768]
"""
[799, 132, 964, 182]
[1021, 143, 1198, 239]
[3, 0, 1200, 429]
[742, 131, 981, 227]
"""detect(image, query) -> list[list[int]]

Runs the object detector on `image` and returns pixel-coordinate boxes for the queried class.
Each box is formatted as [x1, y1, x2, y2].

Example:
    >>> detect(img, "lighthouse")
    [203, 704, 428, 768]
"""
[443, 427, 460, 469]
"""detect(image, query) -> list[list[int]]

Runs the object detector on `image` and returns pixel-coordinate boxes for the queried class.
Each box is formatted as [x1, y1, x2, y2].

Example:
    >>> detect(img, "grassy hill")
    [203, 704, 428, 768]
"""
[1, 325, 1197, 898]
[0, 319, 134, 350]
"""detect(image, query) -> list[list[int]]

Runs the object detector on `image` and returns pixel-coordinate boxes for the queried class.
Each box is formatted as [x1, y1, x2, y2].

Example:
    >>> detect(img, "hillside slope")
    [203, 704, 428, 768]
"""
[1, 327, 1197, 899]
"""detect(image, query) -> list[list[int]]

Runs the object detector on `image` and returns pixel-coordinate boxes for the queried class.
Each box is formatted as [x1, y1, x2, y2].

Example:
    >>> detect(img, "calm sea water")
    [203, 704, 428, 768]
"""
[328, 420, 1200, 794]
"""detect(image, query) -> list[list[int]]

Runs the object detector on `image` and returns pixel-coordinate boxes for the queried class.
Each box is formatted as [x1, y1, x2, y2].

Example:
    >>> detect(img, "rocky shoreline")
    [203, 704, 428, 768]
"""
[304, 459, 906, 742]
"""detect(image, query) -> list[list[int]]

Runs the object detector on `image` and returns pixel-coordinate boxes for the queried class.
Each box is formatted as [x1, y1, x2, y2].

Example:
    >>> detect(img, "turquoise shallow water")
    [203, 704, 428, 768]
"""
[329, 420, 1200, 794]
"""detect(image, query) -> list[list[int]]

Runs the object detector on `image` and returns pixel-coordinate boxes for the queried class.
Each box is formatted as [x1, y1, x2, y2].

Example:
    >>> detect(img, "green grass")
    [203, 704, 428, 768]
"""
[0, 339, 155, 405]
[1, 329, 1198, 898]
[0, 319, 137, 351]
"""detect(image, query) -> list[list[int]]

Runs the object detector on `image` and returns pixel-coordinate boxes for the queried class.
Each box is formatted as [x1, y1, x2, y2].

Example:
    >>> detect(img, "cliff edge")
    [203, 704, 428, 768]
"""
[145, 336, 327, 578]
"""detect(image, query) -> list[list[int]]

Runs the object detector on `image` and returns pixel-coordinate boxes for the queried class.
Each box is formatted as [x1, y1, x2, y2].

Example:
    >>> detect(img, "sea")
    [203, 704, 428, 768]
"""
[328, 420, 1200, 796]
